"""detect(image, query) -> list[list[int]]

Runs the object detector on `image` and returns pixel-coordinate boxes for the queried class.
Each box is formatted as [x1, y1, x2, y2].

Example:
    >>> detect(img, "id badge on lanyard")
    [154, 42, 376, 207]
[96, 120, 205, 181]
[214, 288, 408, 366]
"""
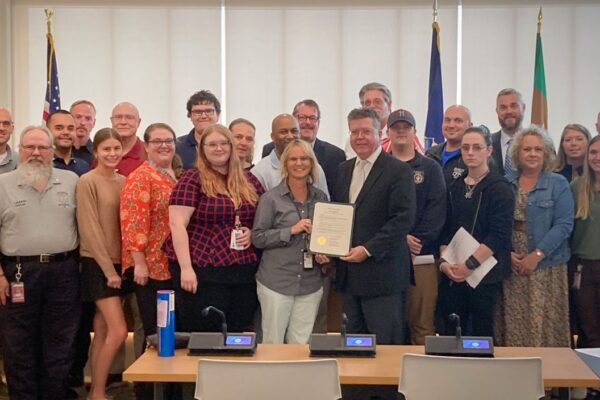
[230, 213, 245, 251]
[10, 263, 25, 303]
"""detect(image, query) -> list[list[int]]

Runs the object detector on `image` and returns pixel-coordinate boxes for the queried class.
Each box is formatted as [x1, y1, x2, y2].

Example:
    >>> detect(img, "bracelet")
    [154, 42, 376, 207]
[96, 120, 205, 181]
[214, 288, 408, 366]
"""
[465, 255, 481, 270]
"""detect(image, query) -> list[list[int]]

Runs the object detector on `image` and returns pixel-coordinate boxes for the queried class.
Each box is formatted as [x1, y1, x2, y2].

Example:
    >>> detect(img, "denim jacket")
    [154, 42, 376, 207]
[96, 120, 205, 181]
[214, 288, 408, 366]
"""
[509, 172, 574, 269]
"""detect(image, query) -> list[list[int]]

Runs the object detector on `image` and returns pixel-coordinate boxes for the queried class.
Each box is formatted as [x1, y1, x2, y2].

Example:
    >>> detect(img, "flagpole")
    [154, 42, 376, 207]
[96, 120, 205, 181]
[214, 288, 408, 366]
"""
[537, 7, 542, 33]
[45, 9, 53, 35]
[433, 0, 438, 22]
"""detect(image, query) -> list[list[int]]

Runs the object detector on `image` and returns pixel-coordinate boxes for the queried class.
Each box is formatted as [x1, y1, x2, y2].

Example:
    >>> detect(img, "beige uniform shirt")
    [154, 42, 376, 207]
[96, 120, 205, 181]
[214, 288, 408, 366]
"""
[0, 168, 79, 256]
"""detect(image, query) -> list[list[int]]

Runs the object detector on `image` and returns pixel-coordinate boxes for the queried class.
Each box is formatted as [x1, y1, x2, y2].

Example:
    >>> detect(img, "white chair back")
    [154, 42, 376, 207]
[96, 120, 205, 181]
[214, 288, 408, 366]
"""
[398, 353, 544, 400]
[195, 358, 342, 400]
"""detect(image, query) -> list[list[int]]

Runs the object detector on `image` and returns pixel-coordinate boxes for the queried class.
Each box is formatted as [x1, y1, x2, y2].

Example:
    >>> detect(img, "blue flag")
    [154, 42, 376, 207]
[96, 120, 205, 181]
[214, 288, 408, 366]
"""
[424, 21, 444, 146]
[43, 32, 61, 121]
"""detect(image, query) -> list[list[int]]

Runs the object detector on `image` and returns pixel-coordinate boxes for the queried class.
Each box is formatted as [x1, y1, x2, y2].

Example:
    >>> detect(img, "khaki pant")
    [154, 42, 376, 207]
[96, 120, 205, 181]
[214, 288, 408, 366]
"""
[406, 263, 439, 345]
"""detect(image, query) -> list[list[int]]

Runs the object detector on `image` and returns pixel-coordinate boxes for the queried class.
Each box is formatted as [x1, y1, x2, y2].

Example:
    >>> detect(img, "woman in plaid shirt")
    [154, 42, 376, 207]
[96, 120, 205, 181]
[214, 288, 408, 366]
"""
[164, 124, 264, 332]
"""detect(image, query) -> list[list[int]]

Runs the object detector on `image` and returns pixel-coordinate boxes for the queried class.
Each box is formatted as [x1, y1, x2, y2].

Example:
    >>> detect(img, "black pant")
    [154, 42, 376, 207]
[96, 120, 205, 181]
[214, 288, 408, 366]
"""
[0, 257, 81, 400]
[170, 263, 257, 333]
[437, 277, 501, 338]
[343, 291, 407, 344]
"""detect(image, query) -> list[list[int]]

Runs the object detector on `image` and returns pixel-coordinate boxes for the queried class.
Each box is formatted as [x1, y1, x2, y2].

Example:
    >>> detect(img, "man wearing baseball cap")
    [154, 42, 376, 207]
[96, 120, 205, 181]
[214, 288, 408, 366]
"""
[388, 109, 446, 344]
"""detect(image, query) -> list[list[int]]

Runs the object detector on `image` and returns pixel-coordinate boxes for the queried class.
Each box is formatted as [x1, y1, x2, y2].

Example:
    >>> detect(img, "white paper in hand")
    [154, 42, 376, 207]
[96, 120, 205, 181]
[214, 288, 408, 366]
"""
[441, 227, 497, 288]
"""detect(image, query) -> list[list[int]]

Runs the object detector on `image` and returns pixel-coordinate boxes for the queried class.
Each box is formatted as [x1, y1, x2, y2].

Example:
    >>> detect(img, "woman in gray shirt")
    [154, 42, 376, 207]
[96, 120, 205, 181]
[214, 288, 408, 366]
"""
[252, 139, 329, 343]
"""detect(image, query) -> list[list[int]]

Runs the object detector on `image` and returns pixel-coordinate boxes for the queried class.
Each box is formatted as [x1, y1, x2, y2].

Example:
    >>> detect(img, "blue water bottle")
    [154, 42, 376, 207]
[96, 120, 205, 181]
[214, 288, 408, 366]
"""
[157, 290, 175, 357]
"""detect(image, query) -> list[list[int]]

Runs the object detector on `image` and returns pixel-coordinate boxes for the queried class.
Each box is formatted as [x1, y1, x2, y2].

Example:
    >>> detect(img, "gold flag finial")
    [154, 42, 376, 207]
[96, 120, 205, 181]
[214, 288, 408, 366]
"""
[45, 9, 54, 35]
[537, 7, 542, 33]
[433, 0, 439, 22]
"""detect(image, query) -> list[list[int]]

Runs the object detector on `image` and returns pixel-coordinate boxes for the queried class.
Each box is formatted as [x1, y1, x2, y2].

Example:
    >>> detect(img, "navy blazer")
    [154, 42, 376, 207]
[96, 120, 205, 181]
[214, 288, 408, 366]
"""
[491, 130, 504, 176]
[262, 138, 345, 195]
[333, 151, 416, 296]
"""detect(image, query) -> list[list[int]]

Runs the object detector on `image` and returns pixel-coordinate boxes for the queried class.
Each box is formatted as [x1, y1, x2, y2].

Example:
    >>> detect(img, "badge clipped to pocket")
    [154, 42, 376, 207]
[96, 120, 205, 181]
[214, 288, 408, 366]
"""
[230, 229, 245, 251]
[10, 282, 25, 303]
[303, 250, 313, 270]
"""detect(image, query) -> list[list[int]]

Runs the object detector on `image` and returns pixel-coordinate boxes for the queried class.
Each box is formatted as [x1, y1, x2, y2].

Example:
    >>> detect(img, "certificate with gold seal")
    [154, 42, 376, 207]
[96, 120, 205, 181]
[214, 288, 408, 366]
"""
[309, 201, 355, 257]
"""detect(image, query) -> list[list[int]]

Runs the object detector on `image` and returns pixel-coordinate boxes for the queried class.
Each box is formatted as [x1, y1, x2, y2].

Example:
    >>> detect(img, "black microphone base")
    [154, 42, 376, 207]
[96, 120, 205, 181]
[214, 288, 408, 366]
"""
[187, 332, 256, 356]
[425, 335, 494, 357]
[309, 334, 376, 357]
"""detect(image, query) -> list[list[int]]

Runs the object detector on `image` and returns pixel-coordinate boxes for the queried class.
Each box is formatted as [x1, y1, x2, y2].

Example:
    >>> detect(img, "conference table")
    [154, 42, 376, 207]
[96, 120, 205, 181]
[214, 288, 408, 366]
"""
[124, 343, 600, 399]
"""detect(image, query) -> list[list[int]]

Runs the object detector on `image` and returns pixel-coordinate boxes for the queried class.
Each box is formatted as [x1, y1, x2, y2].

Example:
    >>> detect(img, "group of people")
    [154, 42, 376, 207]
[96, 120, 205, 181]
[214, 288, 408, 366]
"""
[0, 82, 598, 400]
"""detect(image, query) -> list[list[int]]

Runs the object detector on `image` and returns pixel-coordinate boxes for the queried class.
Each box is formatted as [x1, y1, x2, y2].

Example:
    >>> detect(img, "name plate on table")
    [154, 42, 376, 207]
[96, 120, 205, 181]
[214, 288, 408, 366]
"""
[309, 202, 355, 257]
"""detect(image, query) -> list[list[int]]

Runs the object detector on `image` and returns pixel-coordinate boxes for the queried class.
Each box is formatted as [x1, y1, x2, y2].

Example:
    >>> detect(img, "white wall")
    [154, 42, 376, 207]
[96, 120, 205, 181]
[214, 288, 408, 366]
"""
[7, 2, 600, 157]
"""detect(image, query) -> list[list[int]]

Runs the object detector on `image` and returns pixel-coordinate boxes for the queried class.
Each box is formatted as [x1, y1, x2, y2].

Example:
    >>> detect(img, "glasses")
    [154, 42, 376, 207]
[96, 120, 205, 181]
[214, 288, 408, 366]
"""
[204, 141, 231, 150]
[296, 114, 319, 123]
[349, 128, 376, 137]
[21, 145, 52, 153]
[111, 114, 137, 121]
[461, 144, 488, 152]
[191, 109, 216, 117]
[148, 138, 175, 147]
[0, 120, 13, 128]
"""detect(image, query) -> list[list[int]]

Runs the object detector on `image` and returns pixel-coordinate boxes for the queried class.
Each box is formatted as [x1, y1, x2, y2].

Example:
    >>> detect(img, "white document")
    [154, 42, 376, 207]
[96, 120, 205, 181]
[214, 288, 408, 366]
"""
[575, 348, 600, 377]
[413, 255, 435, 266]
[441, 227, 497, 289]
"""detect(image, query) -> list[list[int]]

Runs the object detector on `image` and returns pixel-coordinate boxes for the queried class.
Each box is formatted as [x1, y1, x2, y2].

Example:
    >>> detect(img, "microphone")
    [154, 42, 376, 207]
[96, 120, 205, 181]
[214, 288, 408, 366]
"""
[449, 313, 462, 339]
[341, 313, 348, 337]
[202, 306, 228, 343]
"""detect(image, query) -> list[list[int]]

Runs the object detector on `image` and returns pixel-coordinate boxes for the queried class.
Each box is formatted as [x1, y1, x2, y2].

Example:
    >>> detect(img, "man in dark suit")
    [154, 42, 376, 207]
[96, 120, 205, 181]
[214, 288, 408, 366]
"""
[261, 99, 345, 195]
[491, 88, 526, 177]
[330, 108, 416, 344]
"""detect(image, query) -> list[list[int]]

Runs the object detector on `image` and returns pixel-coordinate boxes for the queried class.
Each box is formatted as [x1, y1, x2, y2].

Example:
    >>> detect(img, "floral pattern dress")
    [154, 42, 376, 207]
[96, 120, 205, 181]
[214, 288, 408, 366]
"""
[495, 188, 570, 347]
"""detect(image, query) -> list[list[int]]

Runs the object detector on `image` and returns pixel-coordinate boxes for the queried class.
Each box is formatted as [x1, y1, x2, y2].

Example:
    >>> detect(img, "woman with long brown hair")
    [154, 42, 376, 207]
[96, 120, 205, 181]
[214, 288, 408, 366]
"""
[77, 128, 127, 400]
[164, 124, 264, 332]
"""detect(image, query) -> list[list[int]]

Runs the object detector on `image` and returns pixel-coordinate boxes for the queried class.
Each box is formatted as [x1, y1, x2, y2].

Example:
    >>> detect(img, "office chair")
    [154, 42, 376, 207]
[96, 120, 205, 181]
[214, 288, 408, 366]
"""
[195, 358, 342, 400]
[398, 353, 544, 400]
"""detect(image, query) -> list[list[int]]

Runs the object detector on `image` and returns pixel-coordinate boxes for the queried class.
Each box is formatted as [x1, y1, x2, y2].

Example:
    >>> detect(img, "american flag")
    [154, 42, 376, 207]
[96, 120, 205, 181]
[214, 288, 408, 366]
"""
[43, 31, 61, 121]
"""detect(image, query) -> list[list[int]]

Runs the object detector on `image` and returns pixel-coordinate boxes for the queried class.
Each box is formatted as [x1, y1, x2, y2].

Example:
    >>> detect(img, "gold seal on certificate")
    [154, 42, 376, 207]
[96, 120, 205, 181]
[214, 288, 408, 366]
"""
[309, 201, 355, 257]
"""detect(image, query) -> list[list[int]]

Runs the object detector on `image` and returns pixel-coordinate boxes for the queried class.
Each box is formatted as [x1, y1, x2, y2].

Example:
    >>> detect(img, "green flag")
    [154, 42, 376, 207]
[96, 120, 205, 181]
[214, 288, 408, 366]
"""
[531, 8, 548, 129]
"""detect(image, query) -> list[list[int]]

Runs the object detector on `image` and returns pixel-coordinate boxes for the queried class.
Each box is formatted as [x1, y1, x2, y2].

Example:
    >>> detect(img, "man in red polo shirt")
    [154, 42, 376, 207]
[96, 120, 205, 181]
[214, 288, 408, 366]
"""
[110, 102, 146, 176]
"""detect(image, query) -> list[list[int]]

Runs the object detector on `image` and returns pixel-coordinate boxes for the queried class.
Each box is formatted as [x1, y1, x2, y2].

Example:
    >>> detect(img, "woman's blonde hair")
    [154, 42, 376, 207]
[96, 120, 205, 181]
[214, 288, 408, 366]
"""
[575, 135, 600, 219]
[195, 124, 259, 208]
[279, 139, 319, 184]
[554, 123, 591, 172]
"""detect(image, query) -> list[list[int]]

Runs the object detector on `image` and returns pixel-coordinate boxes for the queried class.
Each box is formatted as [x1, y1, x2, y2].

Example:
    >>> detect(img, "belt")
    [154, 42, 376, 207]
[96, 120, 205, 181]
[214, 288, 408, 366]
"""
[2, 249, 78, 264]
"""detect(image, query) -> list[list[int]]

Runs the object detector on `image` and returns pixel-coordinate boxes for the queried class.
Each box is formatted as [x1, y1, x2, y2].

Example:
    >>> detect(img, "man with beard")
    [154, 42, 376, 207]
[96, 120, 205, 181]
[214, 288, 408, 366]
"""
[426, 105, 473, 184]
[46, 110, 90, 176]
[491, 88, 526, 178]
[0, 108, 17, 174]
[0, 126, 80, 400]
[261, 100, 345, 196]
[252, 113, 329, 196]
[70, 100, 96, 165]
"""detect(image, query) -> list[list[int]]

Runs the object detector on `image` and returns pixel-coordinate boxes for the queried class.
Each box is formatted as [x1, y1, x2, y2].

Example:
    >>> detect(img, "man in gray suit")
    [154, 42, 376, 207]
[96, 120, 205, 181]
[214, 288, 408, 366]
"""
[491, 88, 526, 177]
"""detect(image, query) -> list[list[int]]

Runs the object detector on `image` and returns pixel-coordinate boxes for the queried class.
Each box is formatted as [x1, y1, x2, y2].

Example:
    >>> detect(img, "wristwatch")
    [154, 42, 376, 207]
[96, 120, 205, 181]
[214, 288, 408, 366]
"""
[535, 249, 545, 259]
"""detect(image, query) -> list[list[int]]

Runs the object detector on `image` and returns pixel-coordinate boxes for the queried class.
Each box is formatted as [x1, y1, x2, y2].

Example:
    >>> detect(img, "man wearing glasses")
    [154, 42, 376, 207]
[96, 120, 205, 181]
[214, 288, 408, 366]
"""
[110, 101, 146, 177]
[329, 108, 415, 344]
[261, 100, 345, 196]
[0, 108, 17, 174]
[0, 126, 80, 399]
[176, 90, 221, 169]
